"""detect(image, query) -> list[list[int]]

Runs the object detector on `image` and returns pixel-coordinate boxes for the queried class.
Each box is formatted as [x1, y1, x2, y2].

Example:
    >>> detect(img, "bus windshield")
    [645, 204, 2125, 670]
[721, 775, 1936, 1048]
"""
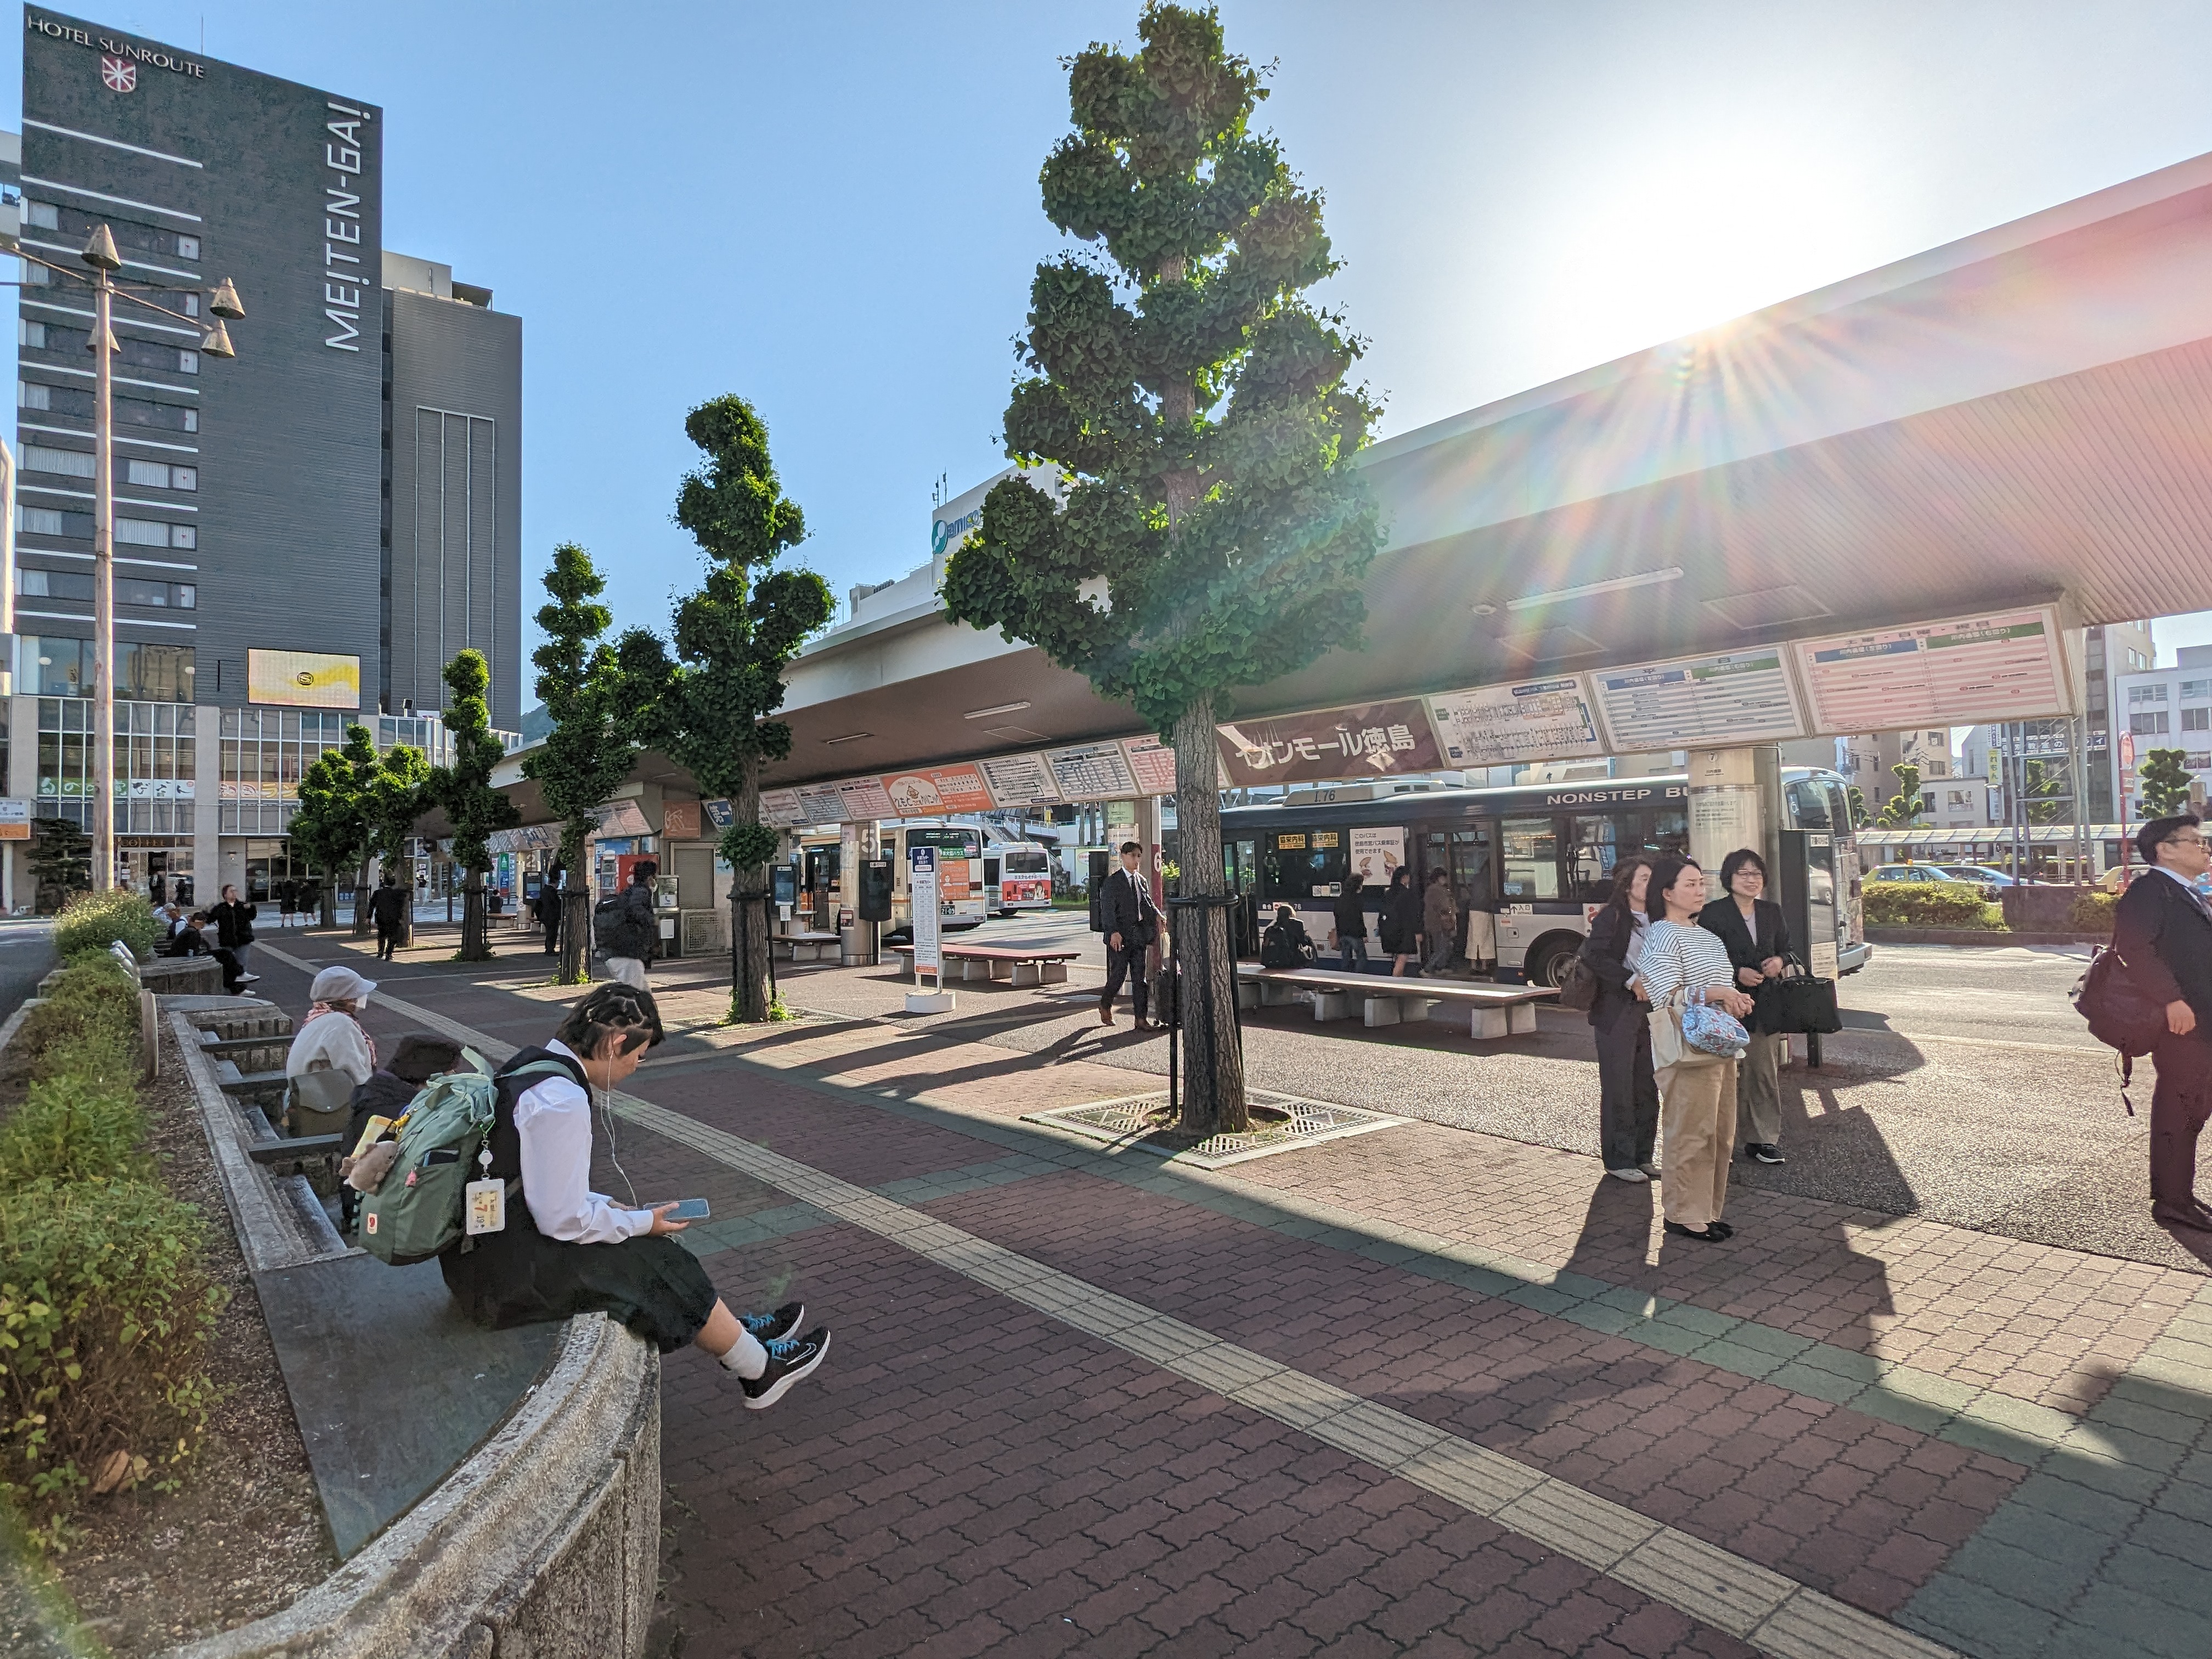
[910, 826, 981, 861]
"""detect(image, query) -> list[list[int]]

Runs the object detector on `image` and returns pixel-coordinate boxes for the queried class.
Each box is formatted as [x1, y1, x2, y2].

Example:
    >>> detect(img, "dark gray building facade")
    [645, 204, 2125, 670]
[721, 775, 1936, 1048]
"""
[9, 8, 519, 903]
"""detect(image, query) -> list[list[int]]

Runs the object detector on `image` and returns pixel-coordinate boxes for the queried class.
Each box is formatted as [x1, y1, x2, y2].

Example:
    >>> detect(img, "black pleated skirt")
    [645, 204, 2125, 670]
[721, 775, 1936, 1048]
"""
[439, 1215, 718, 1354]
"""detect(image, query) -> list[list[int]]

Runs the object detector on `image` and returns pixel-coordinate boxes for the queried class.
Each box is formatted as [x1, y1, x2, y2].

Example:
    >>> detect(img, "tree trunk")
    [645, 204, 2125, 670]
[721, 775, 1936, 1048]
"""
[728, 765, 775, 1022]
[394, 854, 415, 949]
[557, 825, 592, 986]
[1172, 695, 1246, 1135]
[459, 872, 490, 961]
[352, 859, 372, 936]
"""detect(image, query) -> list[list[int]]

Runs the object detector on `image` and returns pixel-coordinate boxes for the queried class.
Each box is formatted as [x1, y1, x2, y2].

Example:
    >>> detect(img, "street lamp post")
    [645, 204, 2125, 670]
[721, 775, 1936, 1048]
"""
[7, 225, 241, 890]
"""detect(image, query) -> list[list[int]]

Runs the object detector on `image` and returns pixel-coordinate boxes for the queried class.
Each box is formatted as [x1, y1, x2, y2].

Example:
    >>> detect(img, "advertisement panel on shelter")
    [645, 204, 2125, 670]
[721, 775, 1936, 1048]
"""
[1424, 678, 1600, 767]
[834, 776, 896, 820]
[1794, 607, 2070, 735]
[881, 765, 994, 816]
[1215, 698, 1440, 786]
[247, 649, 362, 710]
[794, 784, 845, 824]
[753, 791, 802, 828]
[1121, 735, 1178, 795]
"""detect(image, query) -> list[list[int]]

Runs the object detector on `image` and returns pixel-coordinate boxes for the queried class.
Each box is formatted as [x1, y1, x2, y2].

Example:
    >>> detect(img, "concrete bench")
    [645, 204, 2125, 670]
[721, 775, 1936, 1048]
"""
[1237, 965, 1556, 1040]
[774, 929, 842, 962]
[890, 943, 1080, 988]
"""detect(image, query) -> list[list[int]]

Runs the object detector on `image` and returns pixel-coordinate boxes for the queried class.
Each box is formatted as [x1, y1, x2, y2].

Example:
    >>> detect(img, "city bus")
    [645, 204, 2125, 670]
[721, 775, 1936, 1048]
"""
[982, 838, 1055, 916]
[1218, 769, 1867, 986]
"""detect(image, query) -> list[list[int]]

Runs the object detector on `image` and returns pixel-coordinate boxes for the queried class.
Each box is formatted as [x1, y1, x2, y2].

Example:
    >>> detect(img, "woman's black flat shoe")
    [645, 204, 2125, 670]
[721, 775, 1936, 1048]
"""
[1664, 1221, 1727, 1243]
[1708, 1220, 1734, 1239]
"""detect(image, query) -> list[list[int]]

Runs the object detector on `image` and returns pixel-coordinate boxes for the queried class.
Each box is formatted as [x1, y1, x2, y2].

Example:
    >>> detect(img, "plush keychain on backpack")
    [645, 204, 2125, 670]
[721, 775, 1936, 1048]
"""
[345, 1141, 403, 1193]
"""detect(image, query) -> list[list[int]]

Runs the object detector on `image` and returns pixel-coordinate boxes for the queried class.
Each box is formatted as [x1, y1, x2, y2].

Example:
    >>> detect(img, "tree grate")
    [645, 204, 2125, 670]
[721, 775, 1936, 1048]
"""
[1023, 1090, 1402, 1170]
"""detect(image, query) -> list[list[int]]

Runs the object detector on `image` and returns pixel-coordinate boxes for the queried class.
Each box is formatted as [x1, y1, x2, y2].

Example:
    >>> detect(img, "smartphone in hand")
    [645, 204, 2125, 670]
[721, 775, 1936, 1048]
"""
[666, 1198, 710, 1222]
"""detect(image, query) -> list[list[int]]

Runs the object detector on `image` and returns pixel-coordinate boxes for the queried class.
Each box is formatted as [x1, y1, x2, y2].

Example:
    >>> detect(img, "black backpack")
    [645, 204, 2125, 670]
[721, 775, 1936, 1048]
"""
[1259, 919, 1314, 970]
[2072, 945, 2169, 1114]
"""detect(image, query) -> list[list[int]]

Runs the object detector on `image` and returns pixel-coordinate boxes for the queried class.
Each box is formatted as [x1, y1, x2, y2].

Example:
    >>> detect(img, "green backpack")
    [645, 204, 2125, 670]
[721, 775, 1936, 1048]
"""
[357, 1052, 569, 1265]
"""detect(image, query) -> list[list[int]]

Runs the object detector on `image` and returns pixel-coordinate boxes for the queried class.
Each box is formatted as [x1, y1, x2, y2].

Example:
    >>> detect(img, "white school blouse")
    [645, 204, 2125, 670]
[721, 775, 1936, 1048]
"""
[513, 1039, 656, 1244]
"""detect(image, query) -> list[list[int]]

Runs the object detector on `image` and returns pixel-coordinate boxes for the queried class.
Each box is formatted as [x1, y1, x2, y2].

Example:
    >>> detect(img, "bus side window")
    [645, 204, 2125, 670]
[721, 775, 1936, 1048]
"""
[1650, 808, 1689, 860]
[1499, 816, 1561, 900]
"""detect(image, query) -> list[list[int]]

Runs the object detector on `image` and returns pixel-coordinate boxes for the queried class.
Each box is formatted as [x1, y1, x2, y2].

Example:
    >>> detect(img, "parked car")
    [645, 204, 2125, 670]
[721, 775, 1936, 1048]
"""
[1869, 863, 1976, 885]
[1937, 863, 2015, 898]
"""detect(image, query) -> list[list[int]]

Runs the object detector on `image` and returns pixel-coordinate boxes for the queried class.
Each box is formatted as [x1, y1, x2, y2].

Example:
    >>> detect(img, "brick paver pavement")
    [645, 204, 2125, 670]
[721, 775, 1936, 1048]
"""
[252, 935, 2212, 1657]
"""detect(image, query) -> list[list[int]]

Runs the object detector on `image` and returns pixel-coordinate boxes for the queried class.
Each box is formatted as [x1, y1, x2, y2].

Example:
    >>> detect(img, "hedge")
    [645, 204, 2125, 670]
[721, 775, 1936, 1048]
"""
[1860, 881, 2006, 930]
[51, 889, 161, 965]
[2069, 889, 2119, 933]
[0, 939, 219, 1549]
[0, 1178, 222, 1547]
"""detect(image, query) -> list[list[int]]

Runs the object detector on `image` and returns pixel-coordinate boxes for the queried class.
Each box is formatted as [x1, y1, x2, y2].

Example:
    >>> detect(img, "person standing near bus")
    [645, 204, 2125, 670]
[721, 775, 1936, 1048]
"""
[1584, 856, 1660, 1182]
[1380, 866, 1423, 977]
[1640, 856, 1757, 1243]
[2112, 814, 2212, 1232]
[1330, 873, 1369, 973]
[1699, 849, 1793, 1167]
[1099, 842, 1158, 1030]
[1423, 868, 1459, 975]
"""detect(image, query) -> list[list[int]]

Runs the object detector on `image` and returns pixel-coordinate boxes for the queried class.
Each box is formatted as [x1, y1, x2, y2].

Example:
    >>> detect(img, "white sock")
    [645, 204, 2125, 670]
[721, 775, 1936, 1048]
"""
[717, 1329, 768, 1379]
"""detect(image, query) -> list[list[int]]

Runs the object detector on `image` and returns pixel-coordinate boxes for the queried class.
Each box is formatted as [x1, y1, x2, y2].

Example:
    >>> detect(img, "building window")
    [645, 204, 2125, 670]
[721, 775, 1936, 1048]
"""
[18, 506, 66, 537]
[182, 292, 200, 318]
[24, 444, 94, 478]
[18, 381, 50, 411]
[2188, 753, 2212, 771]
[116, 517, 195, 550]
[2185, 707, 2210, 733]
[176, 236, 200, 260]
[17, 319, 43, 349]
[2129, 684, 2169, 705]
[176, 350, 199, 375]
[16, 568, 95, 602]
[19, 638, 195, 702]
[2182, 680, 2210, 701]
[116, 578, 195, 610]
[35, 695, 198, 832]
[125, 459, 196, 490]
[24, 201, 57, 230]
[2132, 712, 2171, 736]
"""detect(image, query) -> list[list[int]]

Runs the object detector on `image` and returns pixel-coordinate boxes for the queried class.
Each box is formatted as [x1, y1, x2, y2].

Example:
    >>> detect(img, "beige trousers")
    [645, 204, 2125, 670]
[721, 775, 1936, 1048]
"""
[1658, 1057, 1739, 1229]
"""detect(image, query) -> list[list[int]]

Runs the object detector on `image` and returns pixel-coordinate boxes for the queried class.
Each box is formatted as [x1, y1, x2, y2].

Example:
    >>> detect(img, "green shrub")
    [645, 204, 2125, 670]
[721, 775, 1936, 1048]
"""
[0, 1178, 223, 1548]
[1861, 881, 2007, 930]
[0, 1075, 149, 1188]
[51, 890, 160, 965]
[2067, 889, 2118, 933]
[14, 963, 138, 1078]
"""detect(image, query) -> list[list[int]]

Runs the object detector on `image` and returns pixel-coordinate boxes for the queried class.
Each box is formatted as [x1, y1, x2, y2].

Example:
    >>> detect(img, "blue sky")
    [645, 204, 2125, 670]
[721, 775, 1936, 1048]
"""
[10, 1, 2212, 673]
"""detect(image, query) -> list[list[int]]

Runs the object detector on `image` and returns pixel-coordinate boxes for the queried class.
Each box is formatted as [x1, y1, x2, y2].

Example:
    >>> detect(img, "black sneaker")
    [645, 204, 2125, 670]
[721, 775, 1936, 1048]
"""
[740, 1301, 804, 1345]
[1746, 1144, 1786, 1165]
[743, 1328, 830, 1410]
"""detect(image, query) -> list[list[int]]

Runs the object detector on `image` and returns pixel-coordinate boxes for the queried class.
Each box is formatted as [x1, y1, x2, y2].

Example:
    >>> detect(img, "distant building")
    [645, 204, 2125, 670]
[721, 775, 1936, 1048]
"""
[2113, 643, 2212, 820]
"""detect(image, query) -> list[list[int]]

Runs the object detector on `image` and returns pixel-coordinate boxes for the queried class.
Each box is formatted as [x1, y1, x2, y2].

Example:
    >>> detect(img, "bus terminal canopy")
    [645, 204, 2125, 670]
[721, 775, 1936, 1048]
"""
[493, 147, 2212, 827]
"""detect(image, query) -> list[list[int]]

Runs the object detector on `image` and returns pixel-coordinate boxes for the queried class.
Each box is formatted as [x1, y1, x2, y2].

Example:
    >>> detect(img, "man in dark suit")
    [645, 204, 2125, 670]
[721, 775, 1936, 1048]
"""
[2113, 813, 2212, 1231]
[1099, 841, 1158, 1030]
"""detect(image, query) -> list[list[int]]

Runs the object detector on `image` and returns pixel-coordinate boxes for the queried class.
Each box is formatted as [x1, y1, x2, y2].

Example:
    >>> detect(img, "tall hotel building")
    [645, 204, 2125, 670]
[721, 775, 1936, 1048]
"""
[4, 9, 522, 905]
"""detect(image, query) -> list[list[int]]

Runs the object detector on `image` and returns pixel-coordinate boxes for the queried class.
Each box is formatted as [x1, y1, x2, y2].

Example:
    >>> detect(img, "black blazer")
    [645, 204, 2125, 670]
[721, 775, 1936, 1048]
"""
[1582, 904, 1645, 1030]
[2114, 870, 2212, 1029]
[1101, 867, 1156, 950]
[1697, 896, 1790, 978]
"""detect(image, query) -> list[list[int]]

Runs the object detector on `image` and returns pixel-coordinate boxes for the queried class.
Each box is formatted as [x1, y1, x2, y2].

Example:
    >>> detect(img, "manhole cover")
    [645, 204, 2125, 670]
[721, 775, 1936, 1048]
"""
[1023, 1090, 1401, 1169]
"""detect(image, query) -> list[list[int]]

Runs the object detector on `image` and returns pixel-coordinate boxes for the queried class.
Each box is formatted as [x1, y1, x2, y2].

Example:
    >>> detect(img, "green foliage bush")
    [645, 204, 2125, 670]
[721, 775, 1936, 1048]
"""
[2068, 889, 2119, 934]
[52, 890, 160, 964]
[0, 1075, 150, 1188]
[1861, 881, 2007, 930]
[14, 960, 139, 1079]
[0, 1178, 222, 1547]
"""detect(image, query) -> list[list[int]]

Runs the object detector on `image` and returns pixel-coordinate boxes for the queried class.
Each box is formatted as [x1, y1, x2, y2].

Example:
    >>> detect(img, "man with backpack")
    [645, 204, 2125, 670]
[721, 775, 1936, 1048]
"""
[2113, 814, 2212, 1232]
[595, 861, 660, 990]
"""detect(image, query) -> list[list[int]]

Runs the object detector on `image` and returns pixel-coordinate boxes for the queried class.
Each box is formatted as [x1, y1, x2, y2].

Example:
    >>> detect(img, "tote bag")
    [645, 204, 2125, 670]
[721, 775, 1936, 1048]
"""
[1645, 927, 1741, 1069]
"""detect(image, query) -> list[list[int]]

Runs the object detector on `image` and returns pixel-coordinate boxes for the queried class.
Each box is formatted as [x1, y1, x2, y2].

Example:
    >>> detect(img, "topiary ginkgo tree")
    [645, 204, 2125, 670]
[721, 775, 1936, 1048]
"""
[943, 2, 1383, 1133]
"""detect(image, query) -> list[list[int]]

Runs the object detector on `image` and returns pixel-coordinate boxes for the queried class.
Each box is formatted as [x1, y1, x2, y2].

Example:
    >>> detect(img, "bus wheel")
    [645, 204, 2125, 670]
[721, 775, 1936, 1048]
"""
[1526, 935, 1582, 990]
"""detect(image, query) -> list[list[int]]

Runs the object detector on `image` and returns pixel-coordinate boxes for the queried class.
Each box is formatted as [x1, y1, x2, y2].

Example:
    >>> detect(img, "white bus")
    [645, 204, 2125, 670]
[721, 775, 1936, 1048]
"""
[983, 839, 1055, 916]
[1218, 768, 1868, 986]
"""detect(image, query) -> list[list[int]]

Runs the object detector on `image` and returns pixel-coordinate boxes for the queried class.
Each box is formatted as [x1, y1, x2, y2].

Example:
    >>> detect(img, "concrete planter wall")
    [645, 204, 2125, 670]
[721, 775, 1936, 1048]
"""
[164, 1315, 660, 1659]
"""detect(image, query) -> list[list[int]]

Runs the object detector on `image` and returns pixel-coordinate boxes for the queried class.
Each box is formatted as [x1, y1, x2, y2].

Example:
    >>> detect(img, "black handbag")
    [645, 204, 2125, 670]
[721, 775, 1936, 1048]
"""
[1756, 956, 1841, 1034]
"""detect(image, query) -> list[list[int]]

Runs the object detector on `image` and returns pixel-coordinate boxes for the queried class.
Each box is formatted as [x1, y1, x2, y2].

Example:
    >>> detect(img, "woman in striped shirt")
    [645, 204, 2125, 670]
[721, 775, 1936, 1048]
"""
[1637, 856, 1757, 1243]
